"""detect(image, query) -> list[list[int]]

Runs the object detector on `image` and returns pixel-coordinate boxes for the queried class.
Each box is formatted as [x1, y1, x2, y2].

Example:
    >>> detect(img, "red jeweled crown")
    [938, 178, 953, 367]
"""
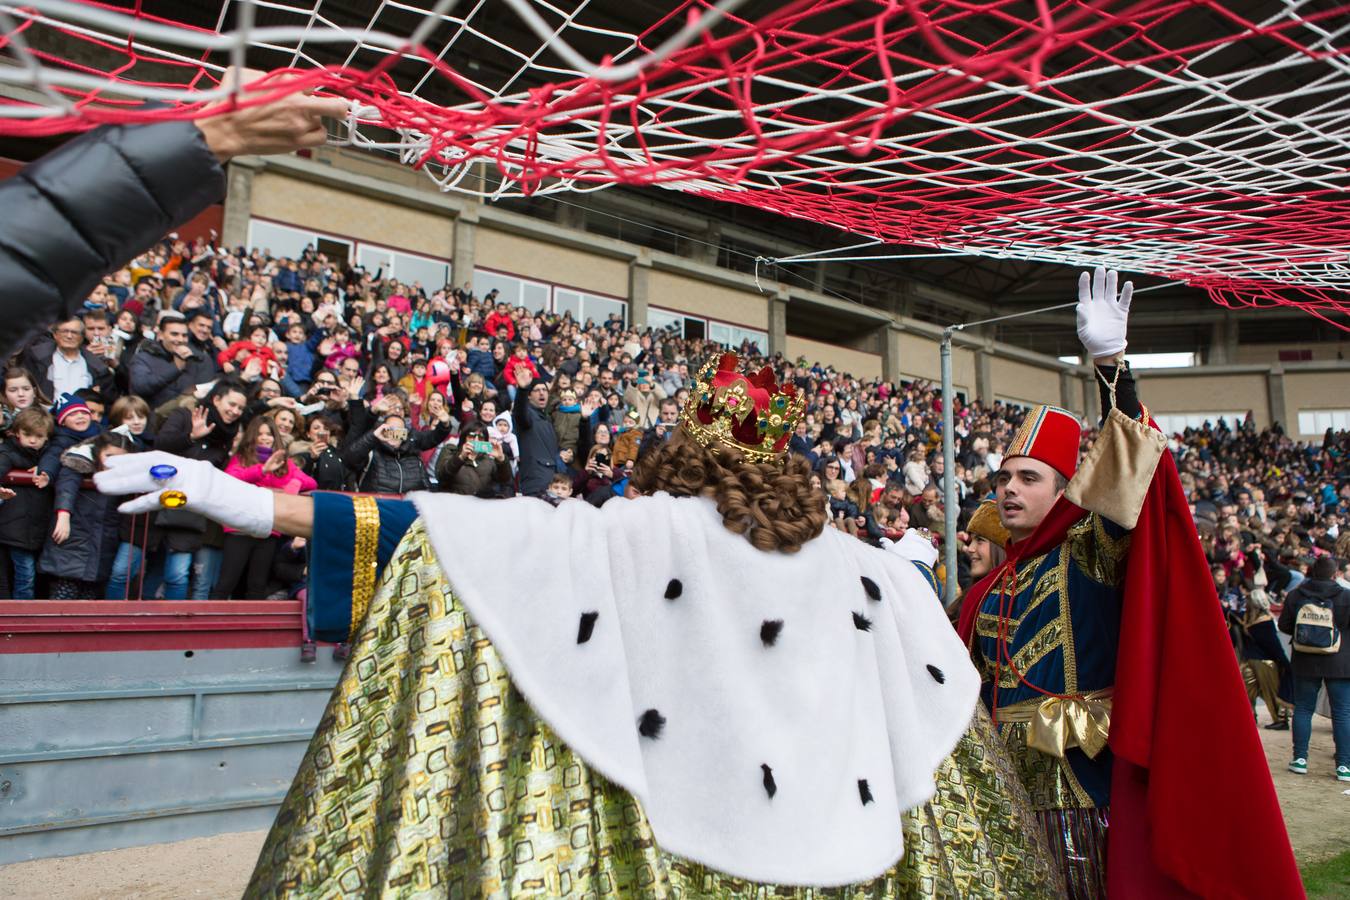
[678, 353, 806, 464]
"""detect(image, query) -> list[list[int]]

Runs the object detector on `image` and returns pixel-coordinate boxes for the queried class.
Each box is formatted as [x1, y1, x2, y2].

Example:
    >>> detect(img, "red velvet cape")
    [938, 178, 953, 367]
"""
[957, 451, 1303, 899]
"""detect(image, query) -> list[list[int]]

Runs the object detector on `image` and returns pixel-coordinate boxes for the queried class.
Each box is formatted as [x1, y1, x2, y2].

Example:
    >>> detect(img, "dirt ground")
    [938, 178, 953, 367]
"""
[2, 711, 1345, 899]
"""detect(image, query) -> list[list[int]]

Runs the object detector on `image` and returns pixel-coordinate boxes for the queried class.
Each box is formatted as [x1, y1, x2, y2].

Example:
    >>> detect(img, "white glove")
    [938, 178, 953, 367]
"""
[885, 528, 939, 567]
[94, 450, 275, 538]
[1076, 266, 1133, 360]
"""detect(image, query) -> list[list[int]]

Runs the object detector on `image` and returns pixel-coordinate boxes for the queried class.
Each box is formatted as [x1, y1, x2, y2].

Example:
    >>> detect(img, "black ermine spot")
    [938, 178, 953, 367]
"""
[638, 709, 666, 739]
[761, 764, 777, 799]
[576, 611, 599, 644]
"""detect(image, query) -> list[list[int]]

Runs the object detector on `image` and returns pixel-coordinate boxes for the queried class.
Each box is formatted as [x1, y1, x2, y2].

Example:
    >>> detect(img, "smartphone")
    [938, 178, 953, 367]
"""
[385, 428, 409, 443]
[470, 440, 494, 454]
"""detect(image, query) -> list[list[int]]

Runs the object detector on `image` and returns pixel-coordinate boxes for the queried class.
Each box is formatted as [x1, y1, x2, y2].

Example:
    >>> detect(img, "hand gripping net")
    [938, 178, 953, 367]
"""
[1, 0, 1348, 324]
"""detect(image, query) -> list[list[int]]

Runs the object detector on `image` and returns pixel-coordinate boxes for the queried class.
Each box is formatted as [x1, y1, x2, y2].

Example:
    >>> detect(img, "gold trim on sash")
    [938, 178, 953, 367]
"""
[996, 689, 1113, 759]
[350, 495, 380, 640]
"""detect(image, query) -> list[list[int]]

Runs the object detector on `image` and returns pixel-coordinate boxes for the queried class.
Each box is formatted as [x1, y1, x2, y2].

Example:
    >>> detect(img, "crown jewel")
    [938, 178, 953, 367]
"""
[678, 353, 806, 464]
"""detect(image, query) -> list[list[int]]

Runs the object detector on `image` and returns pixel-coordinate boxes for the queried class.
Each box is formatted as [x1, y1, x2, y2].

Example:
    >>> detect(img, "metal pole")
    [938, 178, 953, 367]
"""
[940, 327, 958, 611]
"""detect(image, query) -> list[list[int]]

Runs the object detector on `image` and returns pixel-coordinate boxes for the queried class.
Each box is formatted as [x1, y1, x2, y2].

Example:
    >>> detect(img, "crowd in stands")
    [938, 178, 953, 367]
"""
[0, 235, 1347, 625]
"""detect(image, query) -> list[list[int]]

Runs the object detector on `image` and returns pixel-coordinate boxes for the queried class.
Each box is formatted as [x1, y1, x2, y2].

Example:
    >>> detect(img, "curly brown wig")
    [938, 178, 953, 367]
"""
[630, 431, 827, 553]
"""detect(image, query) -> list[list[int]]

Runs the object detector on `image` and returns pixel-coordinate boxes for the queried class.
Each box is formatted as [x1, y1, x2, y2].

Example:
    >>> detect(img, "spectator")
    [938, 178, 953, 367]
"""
[513, 377, 562, 497]
[129, 313, 200, 412]
[342, 410, 450, 495]
[155, 380, 249, 599]
[0, 408, 55, 598]
[39, 393, 102, 479]
[20, 317, 118, 402]
[1279, 555, 1350, 782]
[40, 430, 135, 599]
[435, 421, 512, 498]
[3, 365, 46, 419]
[215, 417, 316, 599]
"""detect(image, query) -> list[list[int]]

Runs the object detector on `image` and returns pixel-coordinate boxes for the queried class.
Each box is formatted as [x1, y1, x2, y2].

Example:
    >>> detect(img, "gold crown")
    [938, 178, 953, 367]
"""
[678, 352, 806, 465]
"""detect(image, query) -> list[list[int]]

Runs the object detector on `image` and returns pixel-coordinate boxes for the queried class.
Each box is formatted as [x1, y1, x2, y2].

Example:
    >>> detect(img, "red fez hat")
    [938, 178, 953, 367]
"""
[1005, 404, 1081, 479]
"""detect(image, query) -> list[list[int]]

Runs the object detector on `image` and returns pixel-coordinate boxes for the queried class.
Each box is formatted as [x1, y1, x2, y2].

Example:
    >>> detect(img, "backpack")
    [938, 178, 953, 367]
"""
[1293, 600, 1342, 655]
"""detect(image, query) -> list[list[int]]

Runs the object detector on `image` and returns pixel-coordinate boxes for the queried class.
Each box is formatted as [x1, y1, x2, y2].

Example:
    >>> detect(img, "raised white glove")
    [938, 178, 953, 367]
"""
[885, 528, 939, 567]
[1076, 266, 1133, 360]
[94, 450, 275, 538]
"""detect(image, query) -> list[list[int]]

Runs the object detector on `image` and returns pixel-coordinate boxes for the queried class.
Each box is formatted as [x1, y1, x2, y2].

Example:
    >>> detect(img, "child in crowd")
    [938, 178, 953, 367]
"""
[826, 479, 861, 536]
[39, 393, 103, 479]
[0, 408, 55, 598]
[40, 431, 135, 599]
[215, 417, 317, 600]
[544, 473, 574, 506]
[109, 395, 153, 449]
[550, 387, 582, 456]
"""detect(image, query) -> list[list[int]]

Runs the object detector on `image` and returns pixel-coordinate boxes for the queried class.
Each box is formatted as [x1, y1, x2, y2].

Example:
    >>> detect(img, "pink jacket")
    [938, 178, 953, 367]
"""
[225, 456, 317, 535]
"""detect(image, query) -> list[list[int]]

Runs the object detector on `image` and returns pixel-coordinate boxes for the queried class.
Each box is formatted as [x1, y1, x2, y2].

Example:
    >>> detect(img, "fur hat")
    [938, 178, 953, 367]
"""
[967, 499, 1011, 548]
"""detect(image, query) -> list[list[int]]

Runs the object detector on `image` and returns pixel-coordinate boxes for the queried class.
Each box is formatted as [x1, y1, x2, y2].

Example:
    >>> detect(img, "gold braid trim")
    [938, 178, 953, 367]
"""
[349, 495, 380, 641]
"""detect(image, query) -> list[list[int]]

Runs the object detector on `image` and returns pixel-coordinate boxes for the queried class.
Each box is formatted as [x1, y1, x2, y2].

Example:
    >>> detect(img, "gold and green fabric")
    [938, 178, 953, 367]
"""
[260, 513, 1059, 898]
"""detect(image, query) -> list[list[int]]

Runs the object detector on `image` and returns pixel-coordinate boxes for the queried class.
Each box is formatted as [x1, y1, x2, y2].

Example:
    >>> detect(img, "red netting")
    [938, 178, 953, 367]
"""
[1, 0, 1348, 323]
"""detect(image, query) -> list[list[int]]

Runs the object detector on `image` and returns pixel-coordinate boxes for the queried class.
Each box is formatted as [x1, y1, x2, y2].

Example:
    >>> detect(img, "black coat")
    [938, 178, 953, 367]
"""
[19, 334, 118, 402]
[154, 404, 239, 551]
[296, 446, 349, 492]
[513, 397, 561, 496]
[38, 465, 120, 583]
[129, 339, 201, 410]
[0, 120, 225, 360]
[0, 438, 54, 550]
[1279, 578, 1350, 679]
[341, 423, 448, 495]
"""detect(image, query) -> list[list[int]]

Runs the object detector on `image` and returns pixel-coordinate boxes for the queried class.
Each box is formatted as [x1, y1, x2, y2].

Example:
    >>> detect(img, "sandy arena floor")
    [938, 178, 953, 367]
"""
[2, 709, 1345, 899]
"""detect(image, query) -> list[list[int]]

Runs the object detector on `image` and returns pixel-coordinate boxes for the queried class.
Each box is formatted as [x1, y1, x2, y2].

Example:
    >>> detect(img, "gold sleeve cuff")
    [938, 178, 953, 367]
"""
[350, 495, 380, 641]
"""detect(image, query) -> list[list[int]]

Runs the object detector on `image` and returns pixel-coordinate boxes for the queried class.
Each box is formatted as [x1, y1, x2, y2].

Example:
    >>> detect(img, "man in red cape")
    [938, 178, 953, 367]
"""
[957, 268, 1302, 899]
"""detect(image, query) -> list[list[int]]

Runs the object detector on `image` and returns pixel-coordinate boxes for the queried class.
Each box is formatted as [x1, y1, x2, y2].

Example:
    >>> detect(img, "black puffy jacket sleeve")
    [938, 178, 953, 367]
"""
[0, 120, 226, 358]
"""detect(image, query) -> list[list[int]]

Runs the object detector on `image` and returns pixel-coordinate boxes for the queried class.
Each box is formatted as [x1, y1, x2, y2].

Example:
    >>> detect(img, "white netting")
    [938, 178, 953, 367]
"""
[1, 0, 1348, 320]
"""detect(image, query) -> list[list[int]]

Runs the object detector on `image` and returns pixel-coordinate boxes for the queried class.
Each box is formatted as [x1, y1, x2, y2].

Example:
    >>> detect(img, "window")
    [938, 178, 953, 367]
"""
[707, 320, 767, 352]
[645, 307, 686, 334]
[554, 288, 627, 326]
[473, 269, 551, 313]
[1297, 409, 1350, 435]
[357, 246, 450, 291]
[1153, 411, 1249, 435]
[248, 219, 350, 261]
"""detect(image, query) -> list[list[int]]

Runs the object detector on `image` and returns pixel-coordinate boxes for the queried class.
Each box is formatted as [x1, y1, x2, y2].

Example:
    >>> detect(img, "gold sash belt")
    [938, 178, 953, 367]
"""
[995, 689, 1113, 759]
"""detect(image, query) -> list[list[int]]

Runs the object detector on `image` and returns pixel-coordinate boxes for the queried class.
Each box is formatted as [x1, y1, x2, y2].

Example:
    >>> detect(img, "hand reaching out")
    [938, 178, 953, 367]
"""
[190, 406, 215, 440]
[195, 68, 351, 162]
[1076, 266, 1133, 362]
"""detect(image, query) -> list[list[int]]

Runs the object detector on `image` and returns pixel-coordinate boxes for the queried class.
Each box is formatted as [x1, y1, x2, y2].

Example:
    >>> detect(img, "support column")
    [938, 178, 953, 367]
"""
[1059, 368, 1079, 415]
[882, 323, 905, 385]
[1082, 371, 1101, 424]
[1208, 312, 1239, 364]
[691, 224, 721, 266]
[220, 159, 260, 249]
[768, 286, 788, 357]
[629, 249, 652, 330]
[974, 344, 994, 406]
[554, 202, 586, 231]
[1267, 365, 1287, 430]
[453, 204, 478, 291]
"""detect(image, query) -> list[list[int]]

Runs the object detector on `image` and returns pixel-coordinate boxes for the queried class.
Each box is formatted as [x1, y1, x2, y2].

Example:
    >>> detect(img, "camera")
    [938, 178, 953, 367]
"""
[594, 451, 610, 466]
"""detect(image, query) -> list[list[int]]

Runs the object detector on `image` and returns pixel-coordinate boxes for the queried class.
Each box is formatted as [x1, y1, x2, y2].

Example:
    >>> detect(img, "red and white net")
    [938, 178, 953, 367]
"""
[1, 0, 1348, 323]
